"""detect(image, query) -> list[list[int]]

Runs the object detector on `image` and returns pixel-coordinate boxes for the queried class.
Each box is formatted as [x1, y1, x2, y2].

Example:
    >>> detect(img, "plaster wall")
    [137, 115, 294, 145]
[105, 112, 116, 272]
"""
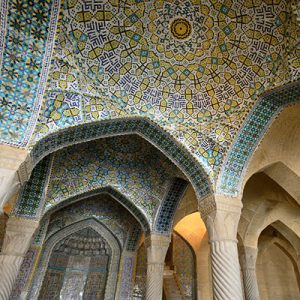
[257, 243, 300, 300]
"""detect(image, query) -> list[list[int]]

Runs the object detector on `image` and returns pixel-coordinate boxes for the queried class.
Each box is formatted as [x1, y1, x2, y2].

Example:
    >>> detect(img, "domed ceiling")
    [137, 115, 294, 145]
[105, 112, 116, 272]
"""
[0, 0, 299, 177]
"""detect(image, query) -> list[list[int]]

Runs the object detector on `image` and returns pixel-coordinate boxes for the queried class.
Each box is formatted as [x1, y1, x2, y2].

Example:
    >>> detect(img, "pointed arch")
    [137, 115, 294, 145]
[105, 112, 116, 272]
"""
[29, 117, 213, 199]
[42, 186, 151, 234]
[28, 219, 121, 300]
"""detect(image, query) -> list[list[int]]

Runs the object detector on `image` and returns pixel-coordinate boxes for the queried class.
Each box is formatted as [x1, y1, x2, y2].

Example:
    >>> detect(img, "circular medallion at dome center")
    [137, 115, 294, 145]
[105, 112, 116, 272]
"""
[170, 18, 192, 40]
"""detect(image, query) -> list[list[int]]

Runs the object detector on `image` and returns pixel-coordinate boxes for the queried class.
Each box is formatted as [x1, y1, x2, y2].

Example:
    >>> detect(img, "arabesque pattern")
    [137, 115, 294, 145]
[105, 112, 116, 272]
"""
[46, 135, 182, 220]
[32, 0, 299, 175]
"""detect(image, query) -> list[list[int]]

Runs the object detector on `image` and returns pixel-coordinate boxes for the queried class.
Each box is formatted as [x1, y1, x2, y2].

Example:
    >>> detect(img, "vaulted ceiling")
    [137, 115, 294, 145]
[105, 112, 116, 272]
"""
[0, 0, 299, 179]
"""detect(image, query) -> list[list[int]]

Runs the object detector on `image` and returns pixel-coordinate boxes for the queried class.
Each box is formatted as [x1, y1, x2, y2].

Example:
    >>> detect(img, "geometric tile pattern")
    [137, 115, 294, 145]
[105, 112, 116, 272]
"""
[33, 0, 299, 176]
[0, 0, 59, 146]
[126, 226, 142, 252]
[45, 135, 181, 220]
[30, 118, 212, 198]
[12, 155, 52, 218]
[154, 178, 188, 234]
[218, 81, 300, 196]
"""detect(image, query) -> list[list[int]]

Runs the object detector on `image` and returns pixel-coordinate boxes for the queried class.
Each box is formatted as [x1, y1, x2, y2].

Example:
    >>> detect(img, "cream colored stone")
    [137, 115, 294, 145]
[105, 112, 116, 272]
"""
[199, 195, 244, 300]
[145, 233, 170, 300]
[0, 145, 32, 213]
[0, 217, 38, 299]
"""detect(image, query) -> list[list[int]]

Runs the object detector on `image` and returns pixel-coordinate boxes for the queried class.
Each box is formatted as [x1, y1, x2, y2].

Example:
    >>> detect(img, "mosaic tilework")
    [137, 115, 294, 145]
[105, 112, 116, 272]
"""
[44, 187, 150, 234]
[45, 135, 184, 221]
[33, 0, 299, 175]
[218, 80, 300, 196]
[126, 227, 142, 252]
[29, 219, 121, 300]
[173, 233, 195, 299]
[154, 178, 188, 234]
[0, 0, 59, 146]
[46, 195, 141, 248]
[39, 228, 110, 299]
[119, 256, 135, 300]
[30, 118, 212, 198]
[12, 155, 52, 218]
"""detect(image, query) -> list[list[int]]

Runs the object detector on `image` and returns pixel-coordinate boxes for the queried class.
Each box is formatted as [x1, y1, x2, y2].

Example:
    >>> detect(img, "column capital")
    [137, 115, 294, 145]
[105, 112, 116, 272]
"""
[0, 145, 32, 183]
[145, 233, 171, 248]
[145, 233, 170, 265]
[198, 195, 242, 242]
[0, 145, 33, 213]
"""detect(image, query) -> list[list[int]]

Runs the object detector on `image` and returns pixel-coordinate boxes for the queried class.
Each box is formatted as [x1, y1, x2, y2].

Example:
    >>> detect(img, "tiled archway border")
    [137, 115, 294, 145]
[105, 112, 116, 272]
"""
[217, 81, 300, 196]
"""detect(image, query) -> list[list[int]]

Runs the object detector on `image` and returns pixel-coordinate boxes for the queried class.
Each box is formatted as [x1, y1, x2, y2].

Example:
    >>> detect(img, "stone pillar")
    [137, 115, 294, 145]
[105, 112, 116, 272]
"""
[240, 246, 260, 300]
[0, 145, 31, 212]
[0, 217, 38, 299]
[199, 195, 243, 300]
[145, 233, 170, 300]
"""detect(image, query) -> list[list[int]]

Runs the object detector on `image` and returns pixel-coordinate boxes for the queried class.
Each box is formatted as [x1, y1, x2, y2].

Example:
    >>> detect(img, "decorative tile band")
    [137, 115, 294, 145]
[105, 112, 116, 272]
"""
[154, 178, 188, 234]
[126, 227, 142, 252]
[12, 155, 52, 218]
[218, 81, 300, 196]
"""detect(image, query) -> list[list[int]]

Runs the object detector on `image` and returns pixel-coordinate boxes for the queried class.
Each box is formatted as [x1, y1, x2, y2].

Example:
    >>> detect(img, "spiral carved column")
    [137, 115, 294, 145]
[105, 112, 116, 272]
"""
[199, 195, 243, 300]
[145, 233, 170, 300]
[240, 246, 260, 300]
[0, 217, 38, 300]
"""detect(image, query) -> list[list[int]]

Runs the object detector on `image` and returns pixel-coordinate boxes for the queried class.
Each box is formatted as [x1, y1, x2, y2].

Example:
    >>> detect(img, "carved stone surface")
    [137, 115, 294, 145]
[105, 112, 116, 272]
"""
[145, 234, 170, 300]
[240, 247, 260, 300]
[0, 217, 38, 299]
[199, 196, 244, 300]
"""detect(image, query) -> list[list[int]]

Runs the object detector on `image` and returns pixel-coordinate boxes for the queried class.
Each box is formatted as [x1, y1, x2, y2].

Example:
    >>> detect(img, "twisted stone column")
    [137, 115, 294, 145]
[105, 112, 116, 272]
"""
[0, 145, 31, 212]
[240, 246, 260, 300]
[145, 233, 170, 300]
[199, 195, 243, 300]
[0, 217, 38, 299]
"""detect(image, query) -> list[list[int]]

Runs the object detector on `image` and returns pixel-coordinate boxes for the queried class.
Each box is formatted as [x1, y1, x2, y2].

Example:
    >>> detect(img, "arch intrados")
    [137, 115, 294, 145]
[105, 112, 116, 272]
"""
[243, 160, 300, 194]
[46, 216, 123, 249]
[29, 219, 121, 300]
[249, 215, 300, 250]
[41, 186, 150, 234]
[271, 221, 300, 254]
[29, 117, 213, 199]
